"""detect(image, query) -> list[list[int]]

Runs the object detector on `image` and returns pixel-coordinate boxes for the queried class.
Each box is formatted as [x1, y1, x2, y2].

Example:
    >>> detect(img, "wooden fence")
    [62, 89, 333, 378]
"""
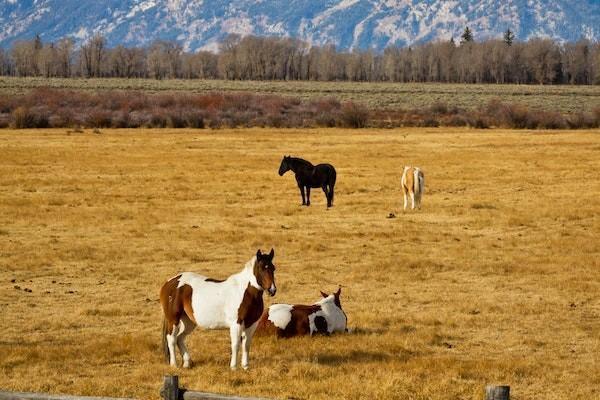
[0, 378, 510, 400]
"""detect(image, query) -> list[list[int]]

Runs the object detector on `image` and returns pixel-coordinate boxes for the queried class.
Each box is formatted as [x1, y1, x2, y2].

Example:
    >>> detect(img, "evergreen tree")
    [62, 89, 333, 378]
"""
[503, 29, 515, 46]
[461, 27, 474, 44]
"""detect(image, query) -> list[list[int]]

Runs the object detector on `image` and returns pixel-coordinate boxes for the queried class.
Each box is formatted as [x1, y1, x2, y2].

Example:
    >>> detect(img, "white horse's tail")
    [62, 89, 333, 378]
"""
[414, 169, 424, 206]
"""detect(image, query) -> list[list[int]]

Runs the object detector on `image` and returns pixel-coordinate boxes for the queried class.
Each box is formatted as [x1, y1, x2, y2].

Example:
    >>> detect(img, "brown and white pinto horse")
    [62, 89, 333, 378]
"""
[401, 166, 425, 210]
[256, 288, 347, 338]
[160, 249, 277, 370]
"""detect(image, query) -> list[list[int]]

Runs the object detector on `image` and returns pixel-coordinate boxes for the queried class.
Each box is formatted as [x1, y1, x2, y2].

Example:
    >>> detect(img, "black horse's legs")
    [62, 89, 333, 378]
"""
[327, 184, 334, 207]
[299, 185, 306, 205]
[322, 184, 330, 208]
[306, 187, 311, 206]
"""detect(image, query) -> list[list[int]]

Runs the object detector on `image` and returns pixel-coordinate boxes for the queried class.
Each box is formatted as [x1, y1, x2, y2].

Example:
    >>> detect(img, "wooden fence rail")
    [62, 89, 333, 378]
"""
[0, 391, 134, 400]
[1, 379, 509, 400]
[160, 375, 270, 400]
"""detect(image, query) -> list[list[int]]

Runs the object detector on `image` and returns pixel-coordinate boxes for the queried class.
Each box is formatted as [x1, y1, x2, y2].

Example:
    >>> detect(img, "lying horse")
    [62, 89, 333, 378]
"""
[256, 288, 346, 337]
[401, 166, 425, 210]
[160, 249, 277, 370]
[278, 155, 337, 208]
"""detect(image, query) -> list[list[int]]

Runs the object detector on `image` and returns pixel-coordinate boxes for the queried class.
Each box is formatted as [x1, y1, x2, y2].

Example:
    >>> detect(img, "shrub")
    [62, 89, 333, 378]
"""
[149, 112, 168, 128]
[184, 112, 205, 129]
[166, 113, 186, 129]
[12, 107, 36, 129]
[0, 114, 10, 128]
[566, 113, 598, 129]
[112, 111, 131, 128]
[469, 115, 490, 129]
[503, 104, 530, 129]
[85, 110, 112, 128]
[315, 112, 337, 127]
[535, 111, 567, 129]
[445, 114, 468, 127]
[430, 101, 448, 114]
[419, 117, 440, 127]
[339, 102, 369, 128]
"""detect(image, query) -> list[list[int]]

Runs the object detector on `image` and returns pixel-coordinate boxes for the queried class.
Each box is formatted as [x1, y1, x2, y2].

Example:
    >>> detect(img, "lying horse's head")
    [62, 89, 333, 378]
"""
[255, 249, 277, 296]
[320, 287, 343, 309]
[278, 155, 291, 176]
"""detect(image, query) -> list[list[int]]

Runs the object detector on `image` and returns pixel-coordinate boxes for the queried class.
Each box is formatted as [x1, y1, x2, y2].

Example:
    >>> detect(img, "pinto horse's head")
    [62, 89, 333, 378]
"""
[255, 248, 277, 296]
[278, 156, 291, 176]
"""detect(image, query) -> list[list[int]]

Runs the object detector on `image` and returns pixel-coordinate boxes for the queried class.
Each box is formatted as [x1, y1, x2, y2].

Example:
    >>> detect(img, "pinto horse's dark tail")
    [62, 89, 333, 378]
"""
[161, 318, 169, 364]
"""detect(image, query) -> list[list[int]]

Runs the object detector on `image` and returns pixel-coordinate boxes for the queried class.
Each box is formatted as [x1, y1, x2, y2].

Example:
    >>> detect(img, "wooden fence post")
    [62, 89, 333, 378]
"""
[160, 375, 179, 400]
[485, 385, 510, 400]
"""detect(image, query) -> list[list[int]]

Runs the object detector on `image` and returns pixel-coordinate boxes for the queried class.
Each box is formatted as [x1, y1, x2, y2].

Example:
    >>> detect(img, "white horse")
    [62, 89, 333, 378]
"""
[160, 249, 277, 370]
[401, 166, 425, 210]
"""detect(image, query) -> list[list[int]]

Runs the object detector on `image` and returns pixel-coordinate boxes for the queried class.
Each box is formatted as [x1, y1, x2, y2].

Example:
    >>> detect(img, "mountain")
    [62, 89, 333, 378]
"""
[0, 0, 598, 52]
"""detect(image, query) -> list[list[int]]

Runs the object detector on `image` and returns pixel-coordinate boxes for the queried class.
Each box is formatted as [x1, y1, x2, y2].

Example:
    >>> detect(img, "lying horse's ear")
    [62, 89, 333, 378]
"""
[335, 287, 342, 297]
[320, 291, 328, 298]
[256, 249, 262, 258]
[268, 248, 274, 259]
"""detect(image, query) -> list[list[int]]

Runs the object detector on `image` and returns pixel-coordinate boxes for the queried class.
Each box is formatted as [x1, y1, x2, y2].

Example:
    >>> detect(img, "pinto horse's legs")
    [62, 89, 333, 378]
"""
[241, 323, 258, 370]
[410, 191, 416, 210]
[166, 323, 179, 367]
[229, 323, 243, 370]
[402, 188, 408, 211]
[177, 316, 195, 368]
[306, 187, 311, 206]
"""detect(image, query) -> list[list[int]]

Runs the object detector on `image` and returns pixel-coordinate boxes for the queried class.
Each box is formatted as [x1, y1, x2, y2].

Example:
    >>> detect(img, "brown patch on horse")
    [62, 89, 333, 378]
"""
[286, 305, 322, 337]
[160, 275, 197, 331]
[256, 311, 279, 336]
[237, 284, 264, 327]
[259, 304, 322, 338]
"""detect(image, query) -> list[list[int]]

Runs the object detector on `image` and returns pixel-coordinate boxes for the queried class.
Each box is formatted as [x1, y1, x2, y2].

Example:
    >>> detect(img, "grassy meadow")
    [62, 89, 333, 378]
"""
[1, 76, 599, 113]
[0, 128, 599, 399]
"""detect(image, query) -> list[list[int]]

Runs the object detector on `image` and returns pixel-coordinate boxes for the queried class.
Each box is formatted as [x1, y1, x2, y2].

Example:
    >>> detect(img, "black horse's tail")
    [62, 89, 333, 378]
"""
[328, 167, 336, 205]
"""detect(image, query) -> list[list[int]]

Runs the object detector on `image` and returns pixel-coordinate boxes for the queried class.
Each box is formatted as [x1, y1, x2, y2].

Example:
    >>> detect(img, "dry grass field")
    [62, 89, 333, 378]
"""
[2, 76, 599, 113]
[0, 128, 599, 400]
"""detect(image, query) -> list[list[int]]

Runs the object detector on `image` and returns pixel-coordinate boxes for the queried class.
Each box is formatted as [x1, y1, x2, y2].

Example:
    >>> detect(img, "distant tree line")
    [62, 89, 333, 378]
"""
[1, 30, 599, 84]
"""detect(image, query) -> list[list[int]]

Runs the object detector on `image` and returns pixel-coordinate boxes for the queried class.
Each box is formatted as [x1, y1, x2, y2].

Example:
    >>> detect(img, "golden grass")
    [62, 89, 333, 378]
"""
[0, 128, 599, 400]
[1, 76, 599, 113]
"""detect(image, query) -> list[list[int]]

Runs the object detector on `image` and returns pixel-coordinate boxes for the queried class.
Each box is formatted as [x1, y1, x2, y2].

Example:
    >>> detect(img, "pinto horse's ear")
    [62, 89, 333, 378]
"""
[268, 248, 274, 259]
[335, 287, 342, 297]
[320, 291, 328, 298]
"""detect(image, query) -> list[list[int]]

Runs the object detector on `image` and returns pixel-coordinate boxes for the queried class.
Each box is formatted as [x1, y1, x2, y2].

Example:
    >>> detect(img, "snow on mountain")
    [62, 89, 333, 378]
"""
[0, 0, 598, 51]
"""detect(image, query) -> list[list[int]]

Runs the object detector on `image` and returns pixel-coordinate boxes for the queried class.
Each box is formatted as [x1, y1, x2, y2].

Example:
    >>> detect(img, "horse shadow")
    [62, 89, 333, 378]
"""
[311, 349, 390, 365]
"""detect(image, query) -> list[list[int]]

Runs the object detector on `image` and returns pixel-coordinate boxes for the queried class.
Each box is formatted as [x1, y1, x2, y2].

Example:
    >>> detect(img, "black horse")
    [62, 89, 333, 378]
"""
[278, 156, 336, 208]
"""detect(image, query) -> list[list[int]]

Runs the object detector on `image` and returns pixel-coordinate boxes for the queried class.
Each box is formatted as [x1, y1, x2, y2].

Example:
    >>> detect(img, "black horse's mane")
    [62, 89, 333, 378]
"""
[288, 157, 314, 169]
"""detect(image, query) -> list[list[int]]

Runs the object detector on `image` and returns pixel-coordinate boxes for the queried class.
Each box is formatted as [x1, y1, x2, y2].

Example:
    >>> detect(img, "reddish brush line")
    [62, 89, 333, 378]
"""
[0, 89, 598, 129]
